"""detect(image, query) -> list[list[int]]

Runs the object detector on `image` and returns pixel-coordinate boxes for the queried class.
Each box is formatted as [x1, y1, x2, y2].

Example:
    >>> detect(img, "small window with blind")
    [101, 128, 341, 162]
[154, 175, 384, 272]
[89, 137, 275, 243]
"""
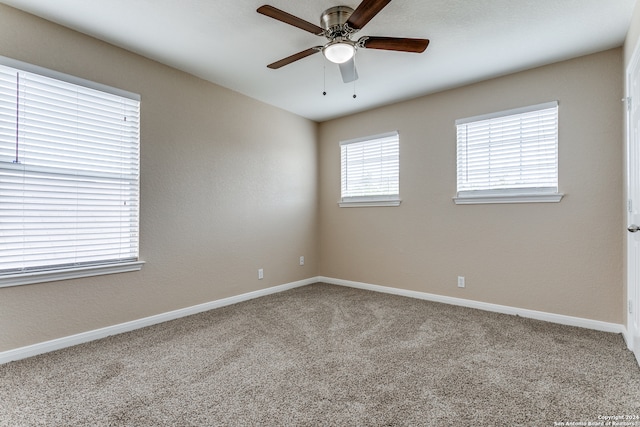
[0, 57, 142, 287]
[454, 101, 564, 204]
[339, 131, 400, 207]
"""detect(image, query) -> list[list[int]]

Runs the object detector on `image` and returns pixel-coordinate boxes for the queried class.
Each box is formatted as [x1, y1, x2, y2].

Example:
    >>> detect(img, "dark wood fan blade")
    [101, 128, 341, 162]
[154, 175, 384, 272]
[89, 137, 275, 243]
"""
[267, 47, 320, 69]
[257, 5, 324, 35]
[361, 36, 430, 53]
[346, 0, 392, 30]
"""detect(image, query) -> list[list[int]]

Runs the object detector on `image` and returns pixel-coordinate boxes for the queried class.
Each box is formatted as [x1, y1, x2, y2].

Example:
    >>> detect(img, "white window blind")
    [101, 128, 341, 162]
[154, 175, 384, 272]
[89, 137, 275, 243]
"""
[0, 61, 140, 277]
[340, 131, 399, 206]
[455, 101, 559, 202]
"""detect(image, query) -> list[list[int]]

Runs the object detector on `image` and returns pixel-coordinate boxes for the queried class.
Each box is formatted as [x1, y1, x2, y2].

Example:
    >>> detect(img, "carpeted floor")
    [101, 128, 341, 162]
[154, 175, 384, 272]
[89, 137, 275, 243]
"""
[1, 283, 639, 426]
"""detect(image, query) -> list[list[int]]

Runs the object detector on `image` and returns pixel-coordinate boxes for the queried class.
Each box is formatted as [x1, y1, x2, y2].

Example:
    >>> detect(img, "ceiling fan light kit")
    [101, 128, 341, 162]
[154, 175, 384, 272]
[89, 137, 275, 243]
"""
[320, 7, 355, 65]
[323, 40, 355, 64]
[257, 0, 429, 84]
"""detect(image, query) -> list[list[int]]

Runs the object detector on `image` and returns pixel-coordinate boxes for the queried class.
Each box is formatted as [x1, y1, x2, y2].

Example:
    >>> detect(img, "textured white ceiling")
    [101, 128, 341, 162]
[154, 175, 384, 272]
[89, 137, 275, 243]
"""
[0, 0, 636, 121]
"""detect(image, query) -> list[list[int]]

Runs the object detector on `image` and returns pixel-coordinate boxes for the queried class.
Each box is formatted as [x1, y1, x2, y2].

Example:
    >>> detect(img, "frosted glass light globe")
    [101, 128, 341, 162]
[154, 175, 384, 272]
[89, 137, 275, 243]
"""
[323, 42, 355, 64]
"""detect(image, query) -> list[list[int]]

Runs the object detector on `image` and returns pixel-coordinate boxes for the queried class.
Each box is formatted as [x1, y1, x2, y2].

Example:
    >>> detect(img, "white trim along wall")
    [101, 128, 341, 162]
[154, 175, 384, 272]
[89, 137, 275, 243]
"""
[0, 277, 628, 365]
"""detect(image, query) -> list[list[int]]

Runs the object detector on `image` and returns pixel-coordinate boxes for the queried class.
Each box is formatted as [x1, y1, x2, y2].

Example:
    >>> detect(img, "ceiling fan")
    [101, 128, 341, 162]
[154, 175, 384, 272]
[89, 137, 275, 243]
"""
[257, 0, 430, 83]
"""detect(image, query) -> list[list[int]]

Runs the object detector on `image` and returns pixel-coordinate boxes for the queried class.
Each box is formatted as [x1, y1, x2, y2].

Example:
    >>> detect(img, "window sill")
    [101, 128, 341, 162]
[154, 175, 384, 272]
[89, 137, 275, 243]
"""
[0, 261, 145, 288]
[453, 193, 564, 205]
[339, 199, 402, 208]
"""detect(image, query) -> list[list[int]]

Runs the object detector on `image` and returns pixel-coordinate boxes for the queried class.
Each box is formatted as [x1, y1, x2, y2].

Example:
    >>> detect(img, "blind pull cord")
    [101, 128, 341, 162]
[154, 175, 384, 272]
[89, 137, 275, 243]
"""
[13, 72, 20, 164]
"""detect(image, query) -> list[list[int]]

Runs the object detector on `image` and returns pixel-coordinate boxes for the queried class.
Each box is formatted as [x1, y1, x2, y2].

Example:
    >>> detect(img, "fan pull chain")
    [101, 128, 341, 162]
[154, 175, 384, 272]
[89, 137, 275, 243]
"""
[323, 62, 327, 96]
[352, 56, 357, 99]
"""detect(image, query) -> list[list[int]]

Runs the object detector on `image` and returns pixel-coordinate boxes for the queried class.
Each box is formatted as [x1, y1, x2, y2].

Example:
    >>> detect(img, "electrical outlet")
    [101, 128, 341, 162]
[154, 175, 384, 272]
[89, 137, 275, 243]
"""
[299, 256, 305, 266]
[457, 276, 465, 288]
[258, 268, 263, 280]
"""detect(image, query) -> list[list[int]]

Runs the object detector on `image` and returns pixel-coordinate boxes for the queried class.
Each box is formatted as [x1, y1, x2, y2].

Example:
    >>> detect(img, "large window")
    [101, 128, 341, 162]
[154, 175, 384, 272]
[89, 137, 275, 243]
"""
[454, 101, 563, 204]
[340, 131, 400, 207]
[0, 57, 142, 287]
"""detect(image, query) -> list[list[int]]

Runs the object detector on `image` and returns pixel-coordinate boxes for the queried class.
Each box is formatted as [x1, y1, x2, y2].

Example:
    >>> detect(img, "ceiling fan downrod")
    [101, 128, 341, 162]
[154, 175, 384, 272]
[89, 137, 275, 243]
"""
[320, 6, 356, 38]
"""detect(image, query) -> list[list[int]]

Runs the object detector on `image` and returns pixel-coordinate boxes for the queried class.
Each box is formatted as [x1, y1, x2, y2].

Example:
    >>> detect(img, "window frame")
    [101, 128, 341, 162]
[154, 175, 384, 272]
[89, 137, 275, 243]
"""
[339, 131, 401, 208]
[453, 101, 564, 205]
[0, 56, 143, 288]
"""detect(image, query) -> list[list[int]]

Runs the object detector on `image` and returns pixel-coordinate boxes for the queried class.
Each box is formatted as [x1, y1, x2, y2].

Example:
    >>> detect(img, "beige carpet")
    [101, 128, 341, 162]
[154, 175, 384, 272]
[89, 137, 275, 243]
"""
[1, 283, 639, 426]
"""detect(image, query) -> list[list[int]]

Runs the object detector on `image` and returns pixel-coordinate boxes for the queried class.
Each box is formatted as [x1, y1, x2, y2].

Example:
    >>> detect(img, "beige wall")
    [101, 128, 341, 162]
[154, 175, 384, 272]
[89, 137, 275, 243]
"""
[0, 5, 318, 352]
[318, 49, 624, 323]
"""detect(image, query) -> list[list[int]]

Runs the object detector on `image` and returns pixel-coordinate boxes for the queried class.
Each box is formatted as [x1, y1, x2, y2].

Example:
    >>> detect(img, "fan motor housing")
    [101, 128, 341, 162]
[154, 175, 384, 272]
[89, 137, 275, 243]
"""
[321, 6, 354, 37]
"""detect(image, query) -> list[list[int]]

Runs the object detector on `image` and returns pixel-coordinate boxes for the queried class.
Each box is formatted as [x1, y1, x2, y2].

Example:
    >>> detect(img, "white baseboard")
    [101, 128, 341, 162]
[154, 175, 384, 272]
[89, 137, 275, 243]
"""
[318, 276, 627, 336]
[1, 276, 629, 364]
[0, 278, 315, 365]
